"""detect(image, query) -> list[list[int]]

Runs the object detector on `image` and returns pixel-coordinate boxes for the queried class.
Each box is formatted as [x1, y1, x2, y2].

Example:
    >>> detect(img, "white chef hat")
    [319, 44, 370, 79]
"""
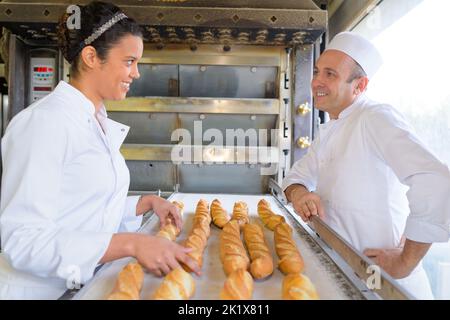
[325, 32, 383, 79]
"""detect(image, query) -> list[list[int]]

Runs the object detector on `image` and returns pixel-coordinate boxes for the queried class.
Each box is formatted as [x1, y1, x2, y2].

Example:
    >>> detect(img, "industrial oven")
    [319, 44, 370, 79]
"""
[0, 0, 412, 300]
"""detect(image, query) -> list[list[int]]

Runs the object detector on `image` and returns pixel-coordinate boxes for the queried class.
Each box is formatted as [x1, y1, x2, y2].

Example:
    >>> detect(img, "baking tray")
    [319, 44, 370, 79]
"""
[73, 193, 367, 300]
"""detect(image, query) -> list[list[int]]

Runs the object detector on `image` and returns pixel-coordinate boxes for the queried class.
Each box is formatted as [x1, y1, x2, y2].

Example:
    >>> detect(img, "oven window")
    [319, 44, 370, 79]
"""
[127, 64, 179, 97]
[128, 63, 278, 99]
[179, 65, 277, 99]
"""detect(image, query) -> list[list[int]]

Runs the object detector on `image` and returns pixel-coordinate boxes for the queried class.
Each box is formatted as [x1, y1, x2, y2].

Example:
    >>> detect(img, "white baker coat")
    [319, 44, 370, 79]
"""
[282, 94, 450, 299]
[0, 81, 143, 299]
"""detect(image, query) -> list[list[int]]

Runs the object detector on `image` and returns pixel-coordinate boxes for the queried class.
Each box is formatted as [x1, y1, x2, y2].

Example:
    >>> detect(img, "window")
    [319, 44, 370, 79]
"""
[353, 0, 450, 299]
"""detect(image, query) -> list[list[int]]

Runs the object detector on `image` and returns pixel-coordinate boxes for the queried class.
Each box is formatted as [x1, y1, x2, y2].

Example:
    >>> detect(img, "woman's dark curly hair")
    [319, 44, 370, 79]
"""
[57, 1, 142, 77]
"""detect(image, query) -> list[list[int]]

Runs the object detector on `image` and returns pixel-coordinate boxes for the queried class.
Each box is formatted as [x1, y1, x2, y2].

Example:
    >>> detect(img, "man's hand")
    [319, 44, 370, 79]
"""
[285, 184, 325, 222]
[364, 239, 431, 279]
[363, 247, 410, 279]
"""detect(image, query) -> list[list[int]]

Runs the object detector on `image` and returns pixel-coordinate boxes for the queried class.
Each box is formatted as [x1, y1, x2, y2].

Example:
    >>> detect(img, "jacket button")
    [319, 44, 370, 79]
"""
[121, 128, 125, 132]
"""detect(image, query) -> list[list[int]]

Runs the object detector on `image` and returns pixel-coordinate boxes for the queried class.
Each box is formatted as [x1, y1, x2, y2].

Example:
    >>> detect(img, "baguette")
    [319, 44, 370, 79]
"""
[193, 199, 211, 225]
[152, 267, 195, 300]
[257, 199, 285, 231]
[156, 224, 179, 242]
[156, 201, 185, 241]
[243, 223, 274, 279]
[231, 201, 249, 227]
[274, 222, 304, 274]
[182, 199, 211, 272]
[282, 273, 319, 300]
[210, 199, 230, 228]
[220, 269, 253, 300]
[107, 262, 144, 300]
[220, 220, 250, 276]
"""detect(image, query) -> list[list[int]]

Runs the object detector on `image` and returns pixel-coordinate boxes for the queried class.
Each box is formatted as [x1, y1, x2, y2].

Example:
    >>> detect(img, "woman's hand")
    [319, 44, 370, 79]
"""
[133, 234, 200, 277]
[136, 195, 182, 230]
[151, 196, 182, 230]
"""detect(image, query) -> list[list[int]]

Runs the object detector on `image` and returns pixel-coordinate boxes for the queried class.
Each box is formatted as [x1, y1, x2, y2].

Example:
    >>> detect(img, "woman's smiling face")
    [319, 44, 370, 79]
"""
[95, 34, 143, 101]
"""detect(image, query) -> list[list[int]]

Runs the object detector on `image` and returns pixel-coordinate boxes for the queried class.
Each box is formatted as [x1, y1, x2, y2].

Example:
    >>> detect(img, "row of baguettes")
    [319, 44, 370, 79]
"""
[219, 199, 318, 300]
[107, 201, 192, 300]
[106, 198, 318, 300]
[259, 199, 319, 300]
[152, 199, 212, 300]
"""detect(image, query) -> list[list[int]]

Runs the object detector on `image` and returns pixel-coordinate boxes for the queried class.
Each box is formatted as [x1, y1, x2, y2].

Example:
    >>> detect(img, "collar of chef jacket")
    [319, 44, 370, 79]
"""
[54, 81, 130, 152]
[318, 93, 367, 141]
[338, 93, 367, 120]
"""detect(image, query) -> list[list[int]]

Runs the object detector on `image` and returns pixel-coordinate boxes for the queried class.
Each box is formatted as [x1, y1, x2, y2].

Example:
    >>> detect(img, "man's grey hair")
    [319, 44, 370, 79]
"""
[347, 59, 367, 83]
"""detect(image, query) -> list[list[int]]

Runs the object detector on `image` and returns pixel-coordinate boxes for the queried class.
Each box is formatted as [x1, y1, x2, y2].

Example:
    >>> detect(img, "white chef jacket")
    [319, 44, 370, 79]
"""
[282, 94, 450, 299]
[0, 81, 143, 299]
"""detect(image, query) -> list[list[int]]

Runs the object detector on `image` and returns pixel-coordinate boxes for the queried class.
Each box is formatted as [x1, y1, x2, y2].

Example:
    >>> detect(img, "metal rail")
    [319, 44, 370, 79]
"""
[268, 178, 414, 300]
